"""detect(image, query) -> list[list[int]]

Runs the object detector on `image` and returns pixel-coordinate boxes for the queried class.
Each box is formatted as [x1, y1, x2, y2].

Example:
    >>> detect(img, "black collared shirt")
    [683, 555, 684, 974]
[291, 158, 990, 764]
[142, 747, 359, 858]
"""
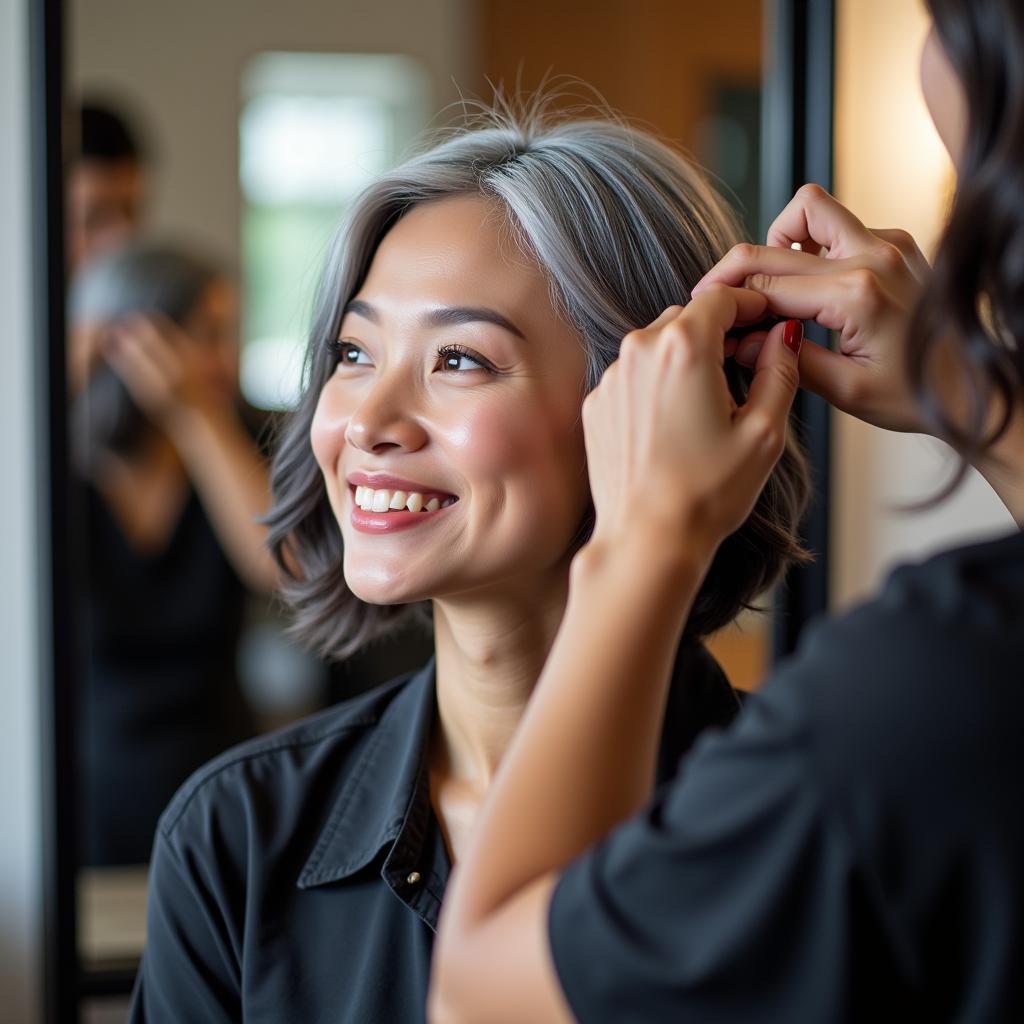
[550, 527, 1024, 1022]
[129, 641, 738, 1022]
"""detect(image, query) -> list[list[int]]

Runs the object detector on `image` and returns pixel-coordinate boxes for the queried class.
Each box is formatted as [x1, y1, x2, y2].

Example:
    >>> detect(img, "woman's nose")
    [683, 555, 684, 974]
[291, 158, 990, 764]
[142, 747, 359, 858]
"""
[344, 374, 429, 455]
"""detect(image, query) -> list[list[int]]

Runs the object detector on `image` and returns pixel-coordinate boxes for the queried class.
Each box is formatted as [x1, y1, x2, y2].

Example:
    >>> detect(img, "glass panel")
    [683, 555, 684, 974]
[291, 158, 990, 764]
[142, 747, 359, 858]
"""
[239, 53, 431, 410]
[66, 0, 770, 1001]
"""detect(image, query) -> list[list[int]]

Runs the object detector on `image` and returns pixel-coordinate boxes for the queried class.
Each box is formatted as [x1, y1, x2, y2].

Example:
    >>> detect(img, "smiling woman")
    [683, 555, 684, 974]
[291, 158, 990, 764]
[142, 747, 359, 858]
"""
[270, 108, 811, 662]
[310, 194, 593, 611]
[128, 103, 810, 1023]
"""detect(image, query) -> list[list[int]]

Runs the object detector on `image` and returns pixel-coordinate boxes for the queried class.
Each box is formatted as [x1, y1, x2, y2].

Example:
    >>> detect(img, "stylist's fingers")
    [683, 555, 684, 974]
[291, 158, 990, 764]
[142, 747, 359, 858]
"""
[740, 329, 852, 402]
[631, 288, 766, 349]
[738, 325, 898, 422]
[737, 267, 901, 347]
[121, 314, 182, 379]
[737, 320, 802, 464]
[786, 337, 873, 414]
[678, 283, 769, 342]
[766, 183, 878, 258]
[622, 289, 767, 395]
[693, 242, 841, 294]
[104, 328, 169, 399]
[869, 228, 932, 282]
[644, 305, 686, 331]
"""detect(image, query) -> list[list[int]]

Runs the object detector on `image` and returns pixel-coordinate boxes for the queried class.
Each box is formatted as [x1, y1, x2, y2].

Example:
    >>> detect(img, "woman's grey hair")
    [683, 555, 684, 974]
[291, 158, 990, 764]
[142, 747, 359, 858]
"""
[266, 104, 811, 660]
[70, 241, 220, 472]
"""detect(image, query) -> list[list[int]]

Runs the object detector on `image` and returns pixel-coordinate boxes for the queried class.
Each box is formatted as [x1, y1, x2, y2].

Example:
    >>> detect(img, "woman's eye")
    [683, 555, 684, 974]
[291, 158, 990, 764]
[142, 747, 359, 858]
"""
[336, 341, 372, 366]
[437, 345, 491, 373]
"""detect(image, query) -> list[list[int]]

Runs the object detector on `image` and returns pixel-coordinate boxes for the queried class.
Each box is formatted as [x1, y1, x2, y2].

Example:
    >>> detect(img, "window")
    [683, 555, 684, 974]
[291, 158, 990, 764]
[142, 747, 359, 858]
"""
[239, 53, 431, 409]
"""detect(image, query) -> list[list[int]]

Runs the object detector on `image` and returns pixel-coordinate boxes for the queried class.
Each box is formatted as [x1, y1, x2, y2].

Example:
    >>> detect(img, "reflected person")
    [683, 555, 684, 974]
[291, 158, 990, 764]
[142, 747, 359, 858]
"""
[67, 101, 147, 274]
[70, 241, 276, 866]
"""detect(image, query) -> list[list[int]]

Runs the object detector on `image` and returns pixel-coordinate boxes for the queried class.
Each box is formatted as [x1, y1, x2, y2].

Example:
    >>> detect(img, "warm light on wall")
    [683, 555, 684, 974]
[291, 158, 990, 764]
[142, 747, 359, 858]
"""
[835, 0, 954, 256]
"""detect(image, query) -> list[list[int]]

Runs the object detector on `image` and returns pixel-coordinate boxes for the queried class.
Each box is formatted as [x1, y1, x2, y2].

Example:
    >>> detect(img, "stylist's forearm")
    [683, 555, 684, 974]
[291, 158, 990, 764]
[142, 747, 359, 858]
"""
[447, 530, 708, 927]
[168, 407, 279, 592]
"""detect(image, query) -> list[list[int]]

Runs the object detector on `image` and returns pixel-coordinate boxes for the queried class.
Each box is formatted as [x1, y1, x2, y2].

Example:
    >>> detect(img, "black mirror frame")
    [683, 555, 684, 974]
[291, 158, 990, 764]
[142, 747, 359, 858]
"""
[31, 0, 78, 1018]
[763, 0, 836, 658]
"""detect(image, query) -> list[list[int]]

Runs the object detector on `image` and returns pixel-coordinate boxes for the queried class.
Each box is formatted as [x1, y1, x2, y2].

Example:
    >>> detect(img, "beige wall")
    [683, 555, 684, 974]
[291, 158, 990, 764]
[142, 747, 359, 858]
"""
[481, 0, 762, 151]
[69, 0, 479, 268]
[832, 0, 1015, 608]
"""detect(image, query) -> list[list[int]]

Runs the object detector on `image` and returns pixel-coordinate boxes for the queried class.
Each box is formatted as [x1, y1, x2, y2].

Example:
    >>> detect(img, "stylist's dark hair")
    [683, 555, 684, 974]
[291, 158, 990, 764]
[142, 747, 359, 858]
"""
[78, 101, 145, 164]
[266, 105, 811, 661]
[910, 0, 1024, 484]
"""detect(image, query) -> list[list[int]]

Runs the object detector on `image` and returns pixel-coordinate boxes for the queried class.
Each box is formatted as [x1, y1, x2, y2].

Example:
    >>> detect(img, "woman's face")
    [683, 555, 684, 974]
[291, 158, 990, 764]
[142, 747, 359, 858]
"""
[920, 24, 967, 163]
[311, 195, 591, 606]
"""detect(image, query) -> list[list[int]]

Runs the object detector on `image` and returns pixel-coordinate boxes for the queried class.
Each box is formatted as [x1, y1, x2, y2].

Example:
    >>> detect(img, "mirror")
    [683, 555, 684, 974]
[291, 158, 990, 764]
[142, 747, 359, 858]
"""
[66, 1, 768, 1016]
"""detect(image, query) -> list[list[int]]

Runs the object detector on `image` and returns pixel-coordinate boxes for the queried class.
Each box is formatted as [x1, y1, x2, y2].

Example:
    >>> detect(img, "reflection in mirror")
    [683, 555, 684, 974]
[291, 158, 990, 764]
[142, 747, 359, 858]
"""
[68, 0, 766, 1014]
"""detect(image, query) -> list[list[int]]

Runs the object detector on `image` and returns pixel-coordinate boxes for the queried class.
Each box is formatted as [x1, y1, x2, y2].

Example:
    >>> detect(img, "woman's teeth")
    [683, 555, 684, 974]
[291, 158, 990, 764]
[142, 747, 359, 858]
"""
[354, 486, 456, 514]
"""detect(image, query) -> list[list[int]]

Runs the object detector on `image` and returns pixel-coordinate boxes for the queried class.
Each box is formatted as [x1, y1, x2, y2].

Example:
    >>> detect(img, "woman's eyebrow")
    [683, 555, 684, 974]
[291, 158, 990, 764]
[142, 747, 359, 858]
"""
[342, 299, 526, 341]
[343, 298, 379, 323]
[422, 305, 527, 340]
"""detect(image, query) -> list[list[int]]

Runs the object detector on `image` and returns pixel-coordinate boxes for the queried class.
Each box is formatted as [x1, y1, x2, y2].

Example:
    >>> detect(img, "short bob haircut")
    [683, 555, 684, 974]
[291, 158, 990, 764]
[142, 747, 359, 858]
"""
[266, 106, 811, 660]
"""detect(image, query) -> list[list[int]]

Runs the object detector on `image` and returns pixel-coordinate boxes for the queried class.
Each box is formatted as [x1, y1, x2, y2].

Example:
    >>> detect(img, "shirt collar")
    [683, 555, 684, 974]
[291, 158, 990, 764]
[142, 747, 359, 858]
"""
[297, 657, 437, 889]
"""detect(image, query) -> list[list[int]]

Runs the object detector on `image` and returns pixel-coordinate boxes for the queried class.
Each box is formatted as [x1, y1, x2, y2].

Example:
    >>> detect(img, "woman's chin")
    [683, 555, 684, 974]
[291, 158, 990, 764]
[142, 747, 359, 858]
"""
[343, 566, 429, 606]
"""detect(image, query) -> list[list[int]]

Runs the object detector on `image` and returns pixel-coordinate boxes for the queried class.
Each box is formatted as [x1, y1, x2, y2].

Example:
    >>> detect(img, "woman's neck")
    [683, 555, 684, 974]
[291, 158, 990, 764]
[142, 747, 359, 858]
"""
[430, 561, 572, 789]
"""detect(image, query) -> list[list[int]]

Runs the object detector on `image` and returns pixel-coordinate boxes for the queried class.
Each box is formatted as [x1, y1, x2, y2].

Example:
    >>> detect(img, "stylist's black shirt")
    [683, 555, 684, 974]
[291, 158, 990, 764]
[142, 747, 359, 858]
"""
[81, 483, 253, 865]
[550, 527, 1024, 1022]
[129, 640, 739, 1022]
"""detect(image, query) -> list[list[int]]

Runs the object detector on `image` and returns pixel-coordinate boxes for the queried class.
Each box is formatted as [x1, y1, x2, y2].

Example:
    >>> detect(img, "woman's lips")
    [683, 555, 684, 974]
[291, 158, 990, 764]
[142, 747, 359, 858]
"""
[344, 471, 459, 534]
[349, 496, 458, 534]
[346, 471, 456, 498]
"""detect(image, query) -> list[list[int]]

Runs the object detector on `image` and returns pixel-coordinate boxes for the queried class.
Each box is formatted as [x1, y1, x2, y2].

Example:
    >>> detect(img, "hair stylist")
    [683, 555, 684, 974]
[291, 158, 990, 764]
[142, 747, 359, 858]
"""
[431, 1, 1024, 1019]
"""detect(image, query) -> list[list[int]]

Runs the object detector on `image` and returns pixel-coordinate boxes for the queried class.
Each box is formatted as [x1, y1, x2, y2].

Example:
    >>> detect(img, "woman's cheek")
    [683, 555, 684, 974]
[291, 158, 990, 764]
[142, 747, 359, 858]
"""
[309, 383, 349, 480]
[442, 394, 587, 538]
[443, 397, 534, 478]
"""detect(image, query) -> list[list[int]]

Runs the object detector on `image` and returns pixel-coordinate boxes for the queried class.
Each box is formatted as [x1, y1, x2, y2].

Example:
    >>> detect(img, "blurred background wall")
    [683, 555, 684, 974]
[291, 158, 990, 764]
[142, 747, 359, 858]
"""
[69, 0, 480, 270]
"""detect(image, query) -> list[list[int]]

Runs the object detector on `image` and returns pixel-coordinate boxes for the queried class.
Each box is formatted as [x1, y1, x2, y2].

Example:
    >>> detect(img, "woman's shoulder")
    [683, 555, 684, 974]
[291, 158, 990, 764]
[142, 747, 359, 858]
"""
[155, 660, 436, 853]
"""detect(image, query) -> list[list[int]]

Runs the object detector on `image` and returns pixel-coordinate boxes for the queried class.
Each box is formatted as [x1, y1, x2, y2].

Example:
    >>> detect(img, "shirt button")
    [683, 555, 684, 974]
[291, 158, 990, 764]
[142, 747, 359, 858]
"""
[406, 871, 421, 885]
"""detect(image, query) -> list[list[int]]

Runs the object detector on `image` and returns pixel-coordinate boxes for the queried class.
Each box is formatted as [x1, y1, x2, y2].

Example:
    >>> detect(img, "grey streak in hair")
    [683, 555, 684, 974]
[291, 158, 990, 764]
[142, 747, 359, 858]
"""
[266, 105, 810, 661]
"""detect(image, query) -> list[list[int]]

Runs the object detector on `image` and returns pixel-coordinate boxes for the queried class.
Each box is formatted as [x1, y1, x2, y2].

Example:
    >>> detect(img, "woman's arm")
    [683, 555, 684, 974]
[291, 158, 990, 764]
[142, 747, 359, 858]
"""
[130, 826, 243, 1022]
[430, 289, 803, 1022]
[104, 313, 279, 592]
[165, 404, 278, 592]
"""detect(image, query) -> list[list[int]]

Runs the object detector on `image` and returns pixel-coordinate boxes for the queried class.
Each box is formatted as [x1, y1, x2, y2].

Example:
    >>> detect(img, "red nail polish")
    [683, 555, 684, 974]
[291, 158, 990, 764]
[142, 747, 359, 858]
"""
[783, 319, 804, 356]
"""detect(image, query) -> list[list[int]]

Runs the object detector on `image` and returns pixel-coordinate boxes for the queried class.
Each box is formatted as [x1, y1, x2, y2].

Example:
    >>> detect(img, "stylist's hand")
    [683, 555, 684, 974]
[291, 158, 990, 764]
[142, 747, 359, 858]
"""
[694, 183, 932, 433]
[582, 286, 802, 569]
[101, 312, 224, 433]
